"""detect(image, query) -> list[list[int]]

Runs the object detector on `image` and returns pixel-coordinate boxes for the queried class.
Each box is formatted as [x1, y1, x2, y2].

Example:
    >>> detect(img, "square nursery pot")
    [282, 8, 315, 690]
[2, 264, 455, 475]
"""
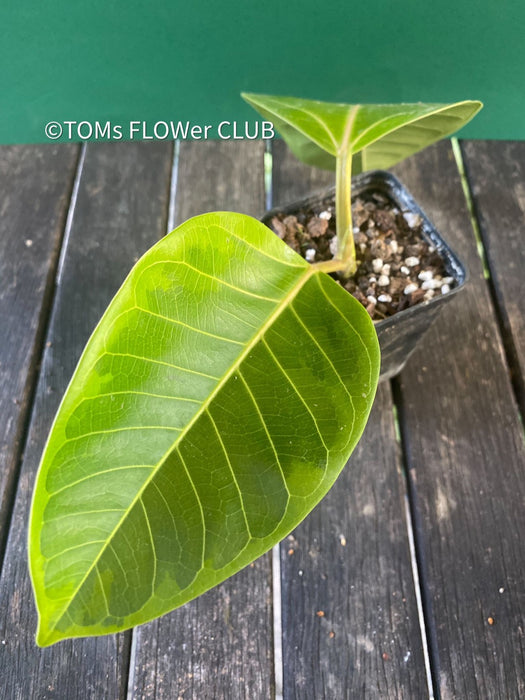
[262, 170, 467, 381]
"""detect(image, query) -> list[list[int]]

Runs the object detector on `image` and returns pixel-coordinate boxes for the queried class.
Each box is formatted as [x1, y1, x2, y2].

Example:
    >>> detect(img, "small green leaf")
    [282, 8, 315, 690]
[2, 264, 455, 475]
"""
[29, 212, 379, 646]
[242, 93, 482, 172]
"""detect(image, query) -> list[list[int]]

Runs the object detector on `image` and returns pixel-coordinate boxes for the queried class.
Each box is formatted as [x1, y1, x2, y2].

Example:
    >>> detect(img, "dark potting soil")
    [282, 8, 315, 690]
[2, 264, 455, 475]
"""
[268, 190, 455, 321]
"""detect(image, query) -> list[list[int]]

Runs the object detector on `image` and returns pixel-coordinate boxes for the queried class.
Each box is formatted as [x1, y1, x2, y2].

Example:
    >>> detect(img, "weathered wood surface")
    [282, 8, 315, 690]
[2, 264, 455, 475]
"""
[272, 140, 429, 699]
[128, 141, 276, 700]
[461, 140, 525, 415]
[0, 142, 174, 700]
[279, 383, 429, 700]
[0, 145, 79, 557]
[392, 141, 525, 700]
[0, 138, 525, 699]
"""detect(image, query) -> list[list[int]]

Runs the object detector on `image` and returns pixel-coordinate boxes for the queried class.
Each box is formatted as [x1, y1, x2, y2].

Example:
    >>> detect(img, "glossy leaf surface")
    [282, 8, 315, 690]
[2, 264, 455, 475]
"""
[29, 212, 380, 646]
[242, 93, 482, 172]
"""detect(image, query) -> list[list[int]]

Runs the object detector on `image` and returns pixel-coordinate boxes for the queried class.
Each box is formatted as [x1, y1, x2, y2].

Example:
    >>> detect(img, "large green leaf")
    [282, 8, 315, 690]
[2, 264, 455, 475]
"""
[29, 212, 379, 646]
[242, 93, 482, 172]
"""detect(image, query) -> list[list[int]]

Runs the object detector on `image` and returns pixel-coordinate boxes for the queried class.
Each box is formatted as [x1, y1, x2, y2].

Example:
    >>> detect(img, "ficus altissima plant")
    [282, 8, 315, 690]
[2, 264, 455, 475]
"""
[242, 93, 482, 275]
[29, 94, 481, 647]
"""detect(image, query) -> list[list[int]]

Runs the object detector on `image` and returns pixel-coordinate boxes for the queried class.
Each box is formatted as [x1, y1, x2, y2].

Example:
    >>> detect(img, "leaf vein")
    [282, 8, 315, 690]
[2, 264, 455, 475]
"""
[140, 497, 157, 597]
[108, 542, 129, 586]
[137, 258, 288, 299]
[261, 338, 330, 454]
[95, 565, 110, 618]
[48, 465, 156, 497]
[236, 370, 291, 499]
[103, 352, 220, 380]
[44, 509, 125, 524]
[316, 277, 373, 390]
[131, 306, 245, 346]
[45, 540, 107, 563]
[176, 447, 206, 569]
[150, 481, 180, 549]
[64, 426, 182, 444]
[206, 408, 252, 538]
[289, 304, 356, 436]
[80, 390, 201, 404]
[299, 107, 339, 150]
[208, 224, 306, 269]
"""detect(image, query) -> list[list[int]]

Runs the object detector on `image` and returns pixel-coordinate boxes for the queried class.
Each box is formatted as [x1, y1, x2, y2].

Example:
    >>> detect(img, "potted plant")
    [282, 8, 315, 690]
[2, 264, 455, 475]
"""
[243, 93, 482, 379]
[28, 96, 481, 647]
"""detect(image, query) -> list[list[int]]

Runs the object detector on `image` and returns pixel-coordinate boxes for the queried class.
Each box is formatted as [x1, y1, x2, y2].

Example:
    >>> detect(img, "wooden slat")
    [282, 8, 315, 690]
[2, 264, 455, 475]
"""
[0, 144, 78, 554]
[272, 141, 428, 699]
[392, 141, 525, 699]
[128, 140, 275, 699]
[0, 142, 173, 699]
[461, 140, 525, 413]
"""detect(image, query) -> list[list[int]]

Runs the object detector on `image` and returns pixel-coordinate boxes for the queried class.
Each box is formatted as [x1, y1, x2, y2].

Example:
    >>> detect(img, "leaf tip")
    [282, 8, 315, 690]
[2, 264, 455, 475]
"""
[473, 99, 484, 112]
[35, 615, 63, 648]
[464, 98, 483, 113]
[459, 99, 484, 129]
[241, 92, 258, 106]
[35, 627, 54, 648]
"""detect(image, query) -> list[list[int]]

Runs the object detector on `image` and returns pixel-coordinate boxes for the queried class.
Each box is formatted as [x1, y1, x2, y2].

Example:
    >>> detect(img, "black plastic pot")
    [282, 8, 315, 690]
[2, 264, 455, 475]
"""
[262, 170, 467, 381]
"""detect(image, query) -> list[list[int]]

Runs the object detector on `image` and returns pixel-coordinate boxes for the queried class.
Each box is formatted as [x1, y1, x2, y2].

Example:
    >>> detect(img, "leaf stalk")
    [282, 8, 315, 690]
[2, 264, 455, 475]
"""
[335, 151, 356, 277]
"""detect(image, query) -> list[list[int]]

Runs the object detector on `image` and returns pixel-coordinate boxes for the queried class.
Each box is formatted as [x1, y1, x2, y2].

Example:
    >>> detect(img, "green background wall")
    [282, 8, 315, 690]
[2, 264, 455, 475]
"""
[1, 0, 522, 144]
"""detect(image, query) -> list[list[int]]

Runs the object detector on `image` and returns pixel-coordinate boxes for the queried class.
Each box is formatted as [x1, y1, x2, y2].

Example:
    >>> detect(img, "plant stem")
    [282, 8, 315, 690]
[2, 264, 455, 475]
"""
[312, 259, 347, 274]
[335, 151, 356, 277]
